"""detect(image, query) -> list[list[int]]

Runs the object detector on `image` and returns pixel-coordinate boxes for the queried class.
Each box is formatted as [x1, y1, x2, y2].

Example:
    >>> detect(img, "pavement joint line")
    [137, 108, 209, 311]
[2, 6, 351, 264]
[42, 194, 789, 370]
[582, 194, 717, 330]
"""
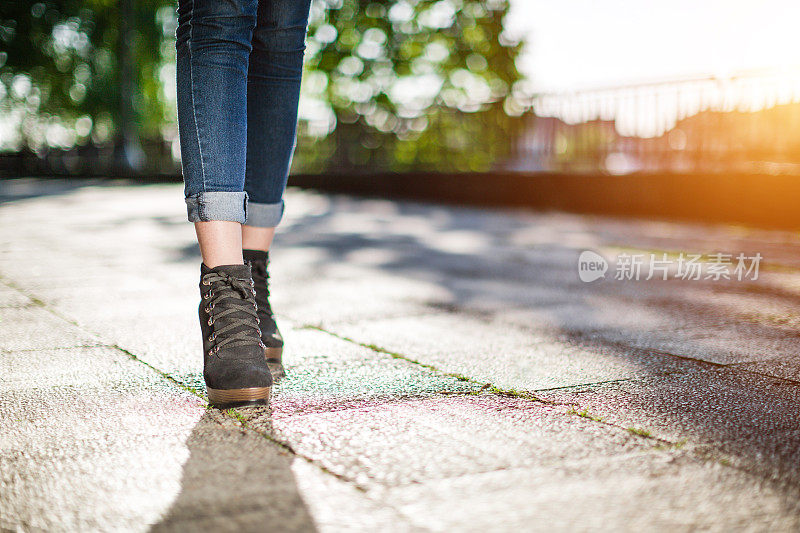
[547, 328, 800, 391]
[299, 323, 800, 477]
[0, 272, 390, 495]
[563, 328, 800, 392]
[0, 274, 104, 342]
[723, 363, 800, 388]
[297, 323, 556, 401]
[299, 323, 692, 450]
[0, 343, 116, 354]
[564, 331, 731, 369]
[0, 271, 775, 487]
[531, 377, 636, 393]
[218, 406, 375, 493]
[89, 342, 381, 493]
[534, 365, 800, 479]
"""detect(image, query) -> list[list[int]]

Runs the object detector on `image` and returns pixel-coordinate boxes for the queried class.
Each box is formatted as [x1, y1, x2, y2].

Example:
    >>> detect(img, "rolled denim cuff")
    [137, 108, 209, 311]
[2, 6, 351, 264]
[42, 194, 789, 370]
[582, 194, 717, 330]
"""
[245, 200, 284, 228]
[185, 191, 248, 224]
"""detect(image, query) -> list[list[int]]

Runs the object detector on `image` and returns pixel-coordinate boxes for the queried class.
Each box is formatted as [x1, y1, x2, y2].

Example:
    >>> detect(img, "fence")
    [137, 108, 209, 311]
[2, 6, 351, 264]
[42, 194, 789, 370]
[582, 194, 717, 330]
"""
[508, 67, 800, 174]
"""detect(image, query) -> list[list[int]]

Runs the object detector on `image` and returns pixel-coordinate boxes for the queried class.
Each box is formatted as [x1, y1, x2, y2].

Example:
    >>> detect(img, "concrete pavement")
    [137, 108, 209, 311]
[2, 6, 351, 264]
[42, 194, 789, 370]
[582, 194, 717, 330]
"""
[2, 178, 800, 531]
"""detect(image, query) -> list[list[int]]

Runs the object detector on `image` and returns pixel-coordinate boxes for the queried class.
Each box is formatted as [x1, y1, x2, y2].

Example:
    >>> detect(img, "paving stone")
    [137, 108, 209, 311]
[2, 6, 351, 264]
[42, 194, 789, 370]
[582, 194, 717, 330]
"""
[271, 256, 448, 325]
[0, 342, 386, 533]
[382, 454, 800, 532]
[261, 395, 666, 487]
[232, 393, 799, 531]
[1, 346, 155, 391]
[149, 411, 321, 533]
[0, 346, 204, 531]
[5, 180, 800, 531]
[163, 326, 483, 413]
[0, 284, 31, 308]
[537, 367, 800, 485]
[270, 328, 481, 415]
[737, 358, 800, 382]
[0, 306, 99, 352]
[290, 459, 420, 533]
[332, 312, 692, 391]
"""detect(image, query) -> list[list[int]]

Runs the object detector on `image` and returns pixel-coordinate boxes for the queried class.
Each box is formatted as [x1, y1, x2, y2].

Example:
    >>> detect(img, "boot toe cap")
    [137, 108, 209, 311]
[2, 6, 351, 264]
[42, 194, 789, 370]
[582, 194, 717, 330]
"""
[204, 356, 273, 390]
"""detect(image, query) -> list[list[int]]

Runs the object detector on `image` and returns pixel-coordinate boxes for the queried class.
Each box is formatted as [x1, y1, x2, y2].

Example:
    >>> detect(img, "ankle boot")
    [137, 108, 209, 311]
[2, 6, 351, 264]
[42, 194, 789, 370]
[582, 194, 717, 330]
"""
[200, 263, 272, 408]
[243, 249, 285, 380]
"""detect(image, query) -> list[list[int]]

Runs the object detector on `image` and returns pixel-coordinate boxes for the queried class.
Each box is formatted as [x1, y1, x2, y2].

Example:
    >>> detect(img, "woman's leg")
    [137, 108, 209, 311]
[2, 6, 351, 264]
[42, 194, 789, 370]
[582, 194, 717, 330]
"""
[176, 0, 272, 407]
[176, 0, 256, 266]
[241, 0, 312, 379]
[241, 226, 275, 252]
[195, 221, 244, 268]
[242, 0, 312, 239]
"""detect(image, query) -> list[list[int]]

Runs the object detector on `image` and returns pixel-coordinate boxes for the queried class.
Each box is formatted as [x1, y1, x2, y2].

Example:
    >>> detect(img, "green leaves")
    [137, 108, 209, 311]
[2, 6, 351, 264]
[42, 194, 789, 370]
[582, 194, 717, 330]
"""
[296, 0, 526, 172]
[1, 0, 174, 151]
[3, 0, 526, 173]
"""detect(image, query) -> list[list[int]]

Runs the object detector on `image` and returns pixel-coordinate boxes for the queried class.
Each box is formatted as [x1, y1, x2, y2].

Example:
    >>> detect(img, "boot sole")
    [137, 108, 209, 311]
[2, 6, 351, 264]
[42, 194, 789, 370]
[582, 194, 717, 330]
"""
[265, 346, 285, 381]
[207, 386, 271, 409]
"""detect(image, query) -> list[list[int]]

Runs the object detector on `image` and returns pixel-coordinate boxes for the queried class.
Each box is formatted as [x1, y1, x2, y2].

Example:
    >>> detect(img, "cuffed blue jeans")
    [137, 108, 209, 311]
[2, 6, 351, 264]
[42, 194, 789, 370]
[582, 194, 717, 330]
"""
[176, 0, 311, 227]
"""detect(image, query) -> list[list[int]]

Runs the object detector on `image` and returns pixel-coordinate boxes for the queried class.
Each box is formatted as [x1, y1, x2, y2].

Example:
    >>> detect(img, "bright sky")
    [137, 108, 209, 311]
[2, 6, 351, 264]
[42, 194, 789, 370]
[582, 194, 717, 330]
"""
[505, 0, 800, 91]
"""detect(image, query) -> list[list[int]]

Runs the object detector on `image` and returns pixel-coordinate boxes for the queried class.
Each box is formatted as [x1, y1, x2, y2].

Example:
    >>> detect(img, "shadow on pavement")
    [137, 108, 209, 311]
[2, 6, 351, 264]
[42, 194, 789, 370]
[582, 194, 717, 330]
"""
[8, 180, 800, 493]
[151, 408, 317, 533]
[273, 196, 800, 489]
[0, 178, 102, 205]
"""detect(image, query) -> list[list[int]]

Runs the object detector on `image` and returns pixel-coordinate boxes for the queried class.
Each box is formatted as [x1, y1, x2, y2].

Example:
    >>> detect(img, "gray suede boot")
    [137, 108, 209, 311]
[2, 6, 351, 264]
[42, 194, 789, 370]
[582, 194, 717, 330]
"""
[243, 249, 285, 380]
[200, 263, 272, 408]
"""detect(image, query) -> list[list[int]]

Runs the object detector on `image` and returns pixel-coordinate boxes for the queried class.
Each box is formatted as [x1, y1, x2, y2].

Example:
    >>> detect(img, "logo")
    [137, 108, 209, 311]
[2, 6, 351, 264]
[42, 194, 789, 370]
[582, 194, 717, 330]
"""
[578, 250, 608, 282]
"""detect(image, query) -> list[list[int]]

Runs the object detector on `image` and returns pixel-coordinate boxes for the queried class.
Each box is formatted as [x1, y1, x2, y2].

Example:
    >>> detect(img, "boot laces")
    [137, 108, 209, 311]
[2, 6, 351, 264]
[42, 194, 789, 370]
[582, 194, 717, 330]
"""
[202, 271, 262, 355]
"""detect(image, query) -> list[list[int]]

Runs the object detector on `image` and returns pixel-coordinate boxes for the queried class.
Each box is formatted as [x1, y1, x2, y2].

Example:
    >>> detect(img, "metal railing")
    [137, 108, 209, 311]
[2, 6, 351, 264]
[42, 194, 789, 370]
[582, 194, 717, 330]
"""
[507, 67, 800, 174]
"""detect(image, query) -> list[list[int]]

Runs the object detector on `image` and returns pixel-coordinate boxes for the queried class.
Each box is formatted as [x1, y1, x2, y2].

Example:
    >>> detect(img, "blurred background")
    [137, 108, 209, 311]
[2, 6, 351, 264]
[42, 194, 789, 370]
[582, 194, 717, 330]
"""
[3, 0, 800, 190]
[9, 3, 800, 527]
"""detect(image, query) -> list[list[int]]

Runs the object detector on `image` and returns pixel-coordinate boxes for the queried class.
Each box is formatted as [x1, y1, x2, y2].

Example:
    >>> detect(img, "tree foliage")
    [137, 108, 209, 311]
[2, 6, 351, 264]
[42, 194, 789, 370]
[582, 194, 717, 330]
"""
[296, 0, 526, 172]
[0, 0, 175, 151]
[1, 0, 526, 172]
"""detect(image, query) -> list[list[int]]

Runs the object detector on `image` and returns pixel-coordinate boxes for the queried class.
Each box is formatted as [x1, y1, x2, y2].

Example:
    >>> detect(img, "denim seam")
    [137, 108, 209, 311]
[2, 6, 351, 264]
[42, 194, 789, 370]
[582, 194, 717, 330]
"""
[187, 0, 207, 197]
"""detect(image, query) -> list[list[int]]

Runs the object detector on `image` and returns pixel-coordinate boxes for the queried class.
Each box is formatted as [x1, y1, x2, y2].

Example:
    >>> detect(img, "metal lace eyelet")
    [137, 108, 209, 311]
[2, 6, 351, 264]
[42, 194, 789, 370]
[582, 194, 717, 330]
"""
[203, 293, 209, 300]
[202, 279, 210, 285]
[207, 317, 213, 326]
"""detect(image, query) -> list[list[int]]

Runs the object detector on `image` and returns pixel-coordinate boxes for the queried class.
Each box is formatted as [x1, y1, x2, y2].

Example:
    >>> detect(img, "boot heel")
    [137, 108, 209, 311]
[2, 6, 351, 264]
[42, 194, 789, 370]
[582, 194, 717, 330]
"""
[264, 346, 285, 380]
[207, 386, 271, 408]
